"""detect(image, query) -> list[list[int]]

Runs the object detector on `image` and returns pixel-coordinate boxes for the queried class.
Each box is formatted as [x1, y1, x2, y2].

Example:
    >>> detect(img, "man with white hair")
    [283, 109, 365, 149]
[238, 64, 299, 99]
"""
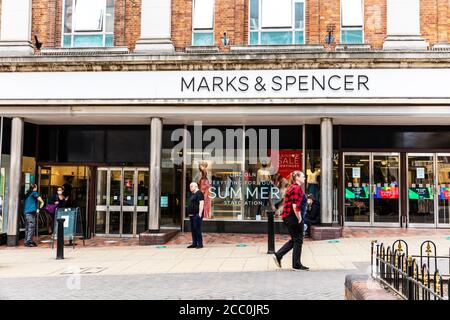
[187, 182, 205, 249]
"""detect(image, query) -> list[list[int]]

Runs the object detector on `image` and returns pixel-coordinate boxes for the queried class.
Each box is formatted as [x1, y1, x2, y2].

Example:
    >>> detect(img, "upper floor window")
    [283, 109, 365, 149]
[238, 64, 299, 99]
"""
[341, 0, 364, 44]
[249, 0, 305, 45]
[62, 0, 114, 47]
[192, 0, 215, 46]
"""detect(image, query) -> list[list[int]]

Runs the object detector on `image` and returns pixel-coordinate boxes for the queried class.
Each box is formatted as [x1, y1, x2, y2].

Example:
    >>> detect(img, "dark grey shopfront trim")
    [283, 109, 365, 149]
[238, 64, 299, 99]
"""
[183, 219, 289, 235]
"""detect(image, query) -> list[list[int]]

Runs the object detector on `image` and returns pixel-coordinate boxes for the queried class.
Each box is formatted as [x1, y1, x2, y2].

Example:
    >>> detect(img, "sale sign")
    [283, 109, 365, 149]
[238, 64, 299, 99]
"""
[271, 150, 302, 179]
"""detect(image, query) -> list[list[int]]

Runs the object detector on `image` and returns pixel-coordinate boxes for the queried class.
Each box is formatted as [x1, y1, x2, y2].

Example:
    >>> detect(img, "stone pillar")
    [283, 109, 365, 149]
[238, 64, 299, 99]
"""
[0, 0, 34, 56]
[134, 0, 175, 53]
[320, 118, 333, 225]
[383, 0, 428, 50]
[7, 118, 24, 246]
[149, 118, 163, 231]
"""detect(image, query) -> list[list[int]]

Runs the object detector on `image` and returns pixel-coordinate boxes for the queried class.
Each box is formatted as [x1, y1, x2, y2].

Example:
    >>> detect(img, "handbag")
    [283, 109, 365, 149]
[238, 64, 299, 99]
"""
[44, 203, 58, 215]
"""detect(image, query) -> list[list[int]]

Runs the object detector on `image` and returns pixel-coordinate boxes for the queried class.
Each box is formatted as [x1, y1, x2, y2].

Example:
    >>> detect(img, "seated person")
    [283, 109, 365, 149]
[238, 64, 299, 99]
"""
[305, 193, 320, 237]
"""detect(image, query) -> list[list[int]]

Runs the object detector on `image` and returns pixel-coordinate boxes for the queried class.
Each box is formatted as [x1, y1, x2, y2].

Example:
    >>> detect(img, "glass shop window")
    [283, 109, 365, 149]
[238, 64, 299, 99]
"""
[249, 0, 305, 45]
[341, 0, 364, 44]
[62, 0, 114, 47]
[192, 0, 215, 46]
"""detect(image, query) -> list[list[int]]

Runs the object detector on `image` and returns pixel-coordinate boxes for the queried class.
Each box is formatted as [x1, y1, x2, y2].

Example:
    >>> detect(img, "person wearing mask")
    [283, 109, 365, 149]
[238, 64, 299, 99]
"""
[23, 184, 44, 247]
[305, 193, 320, 238]
[46, 186, 67, 234]
[187, 182, 205, 249]
[273, 171, 309, 271]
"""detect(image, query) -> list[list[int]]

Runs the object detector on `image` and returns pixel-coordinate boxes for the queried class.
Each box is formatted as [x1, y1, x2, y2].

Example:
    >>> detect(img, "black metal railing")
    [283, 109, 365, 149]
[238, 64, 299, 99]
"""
[371, 239, 449, 300]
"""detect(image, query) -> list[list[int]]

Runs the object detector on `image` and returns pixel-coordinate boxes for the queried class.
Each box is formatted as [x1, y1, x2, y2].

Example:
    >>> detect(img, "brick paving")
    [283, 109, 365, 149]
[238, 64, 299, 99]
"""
[1, 227, 448, 250]
[0, 269, 364, 300]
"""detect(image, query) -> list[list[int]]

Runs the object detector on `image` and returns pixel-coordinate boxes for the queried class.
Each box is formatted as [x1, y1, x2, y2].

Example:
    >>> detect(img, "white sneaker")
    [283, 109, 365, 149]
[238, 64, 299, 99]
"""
[273, 255, 282, 268]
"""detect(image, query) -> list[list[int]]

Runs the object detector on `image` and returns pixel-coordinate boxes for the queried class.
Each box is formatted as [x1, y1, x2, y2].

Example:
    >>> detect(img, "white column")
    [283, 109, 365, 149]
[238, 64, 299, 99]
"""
[149, 118, 162, 231]
[7, 118, 24, 246]
[320, 118, 333, 225]
[134, 0, 175, 53]
[383, 0, 428, 50]
[0, 0, 34, 56]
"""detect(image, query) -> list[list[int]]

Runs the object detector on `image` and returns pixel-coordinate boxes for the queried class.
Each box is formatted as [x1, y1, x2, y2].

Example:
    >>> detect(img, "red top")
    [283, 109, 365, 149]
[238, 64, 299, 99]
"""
[281, 183, 304, 220]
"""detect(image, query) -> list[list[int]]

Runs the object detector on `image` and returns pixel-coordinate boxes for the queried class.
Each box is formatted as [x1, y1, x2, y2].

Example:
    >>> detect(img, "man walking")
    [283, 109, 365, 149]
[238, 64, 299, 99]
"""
[187, 182, 205, 249]
[273, 171, 309, 271]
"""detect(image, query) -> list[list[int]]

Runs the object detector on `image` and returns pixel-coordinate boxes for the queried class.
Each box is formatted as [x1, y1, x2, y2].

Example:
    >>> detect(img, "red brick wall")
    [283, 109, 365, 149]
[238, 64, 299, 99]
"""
[364, 0, 386, 50]
[5, 0, 449, 52]
[30, 0, 141, 50]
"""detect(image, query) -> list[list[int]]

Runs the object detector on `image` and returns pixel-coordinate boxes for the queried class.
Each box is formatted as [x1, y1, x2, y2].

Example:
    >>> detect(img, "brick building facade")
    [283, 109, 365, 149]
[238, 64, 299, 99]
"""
[10, 0, 450, 52]
[0, 1, 449, 245]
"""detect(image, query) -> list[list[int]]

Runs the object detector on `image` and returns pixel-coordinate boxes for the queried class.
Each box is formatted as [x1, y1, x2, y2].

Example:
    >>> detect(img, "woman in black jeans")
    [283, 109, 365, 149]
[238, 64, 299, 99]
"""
[273, 171, 309, 271]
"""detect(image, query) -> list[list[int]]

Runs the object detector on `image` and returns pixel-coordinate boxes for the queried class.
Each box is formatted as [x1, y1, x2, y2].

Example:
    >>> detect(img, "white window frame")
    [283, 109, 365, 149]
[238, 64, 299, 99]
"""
[248, 0, 306, 45]
[61, 0, 114, 48]
[340, 0, 365, 44]
[192, 0, 215, 46]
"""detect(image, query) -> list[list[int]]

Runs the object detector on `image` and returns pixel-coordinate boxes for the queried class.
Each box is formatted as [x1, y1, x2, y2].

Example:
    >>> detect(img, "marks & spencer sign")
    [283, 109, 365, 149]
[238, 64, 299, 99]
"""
[0, 69, 449, 101]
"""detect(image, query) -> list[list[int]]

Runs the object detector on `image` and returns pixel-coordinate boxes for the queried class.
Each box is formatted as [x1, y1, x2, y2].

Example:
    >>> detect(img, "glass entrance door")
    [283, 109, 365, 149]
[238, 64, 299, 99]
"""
[372, 154, 400, 225]
[437, 154, 450, 227]
[344, 153, 371, 225]
[95, 167, 149, 236]
[343, 153, 401, 226]
[407, 154, 435, 226]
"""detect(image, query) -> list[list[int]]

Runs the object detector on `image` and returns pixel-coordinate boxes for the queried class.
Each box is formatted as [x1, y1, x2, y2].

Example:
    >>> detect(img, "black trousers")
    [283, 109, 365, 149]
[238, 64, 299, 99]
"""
[275, 214, 304, 268]
[189, 215, 203, 246]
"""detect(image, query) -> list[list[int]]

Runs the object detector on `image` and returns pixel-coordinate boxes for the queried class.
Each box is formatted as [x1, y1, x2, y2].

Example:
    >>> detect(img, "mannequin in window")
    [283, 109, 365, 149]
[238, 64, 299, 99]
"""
[256, 160, 275, 219]
[198, 162, 211, 219]
[306, 163, 320, 201]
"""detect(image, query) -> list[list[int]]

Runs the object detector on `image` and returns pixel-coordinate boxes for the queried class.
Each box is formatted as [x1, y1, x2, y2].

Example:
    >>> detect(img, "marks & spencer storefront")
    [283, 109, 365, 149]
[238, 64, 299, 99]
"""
[1, 54, 450, 244]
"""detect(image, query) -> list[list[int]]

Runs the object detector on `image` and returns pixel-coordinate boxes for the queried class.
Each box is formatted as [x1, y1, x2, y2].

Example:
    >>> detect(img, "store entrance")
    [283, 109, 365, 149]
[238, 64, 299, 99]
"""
[407, 153, 450, 228]
[343, 153, 400, 227]
[38, 165, 90, 236]
[95, 167, 149, 237]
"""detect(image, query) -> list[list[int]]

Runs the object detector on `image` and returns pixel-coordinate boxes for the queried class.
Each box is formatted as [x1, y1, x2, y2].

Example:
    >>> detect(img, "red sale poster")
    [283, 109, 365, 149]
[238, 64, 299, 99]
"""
[271, 150, 302, 179]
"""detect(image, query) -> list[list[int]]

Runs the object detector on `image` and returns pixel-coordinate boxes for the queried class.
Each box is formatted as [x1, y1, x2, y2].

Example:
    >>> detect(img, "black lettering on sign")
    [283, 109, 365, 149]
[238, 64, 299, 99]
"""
[213, 77, 224, 92]
[197, 77, 210, 92]
[358, 75, 369, 90]
[271, 76, 282, 91]
[285, 76, 296, 91]
[226, 76, 237, 91]
[181, 77, 194, 92]
[344, 75, 354, 91]
[238, 76, 249, 91]
[312, 75, 325, 91]
[299, 75, 308, 91]
[328, 75, 341, 91]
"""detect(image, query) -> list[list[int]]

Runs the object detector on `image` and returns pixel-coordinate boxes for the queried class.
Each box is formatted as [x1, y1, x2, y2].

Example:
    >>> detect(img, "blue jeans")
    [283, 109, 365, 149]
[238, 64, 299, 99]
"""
[189, 215, 203, 247]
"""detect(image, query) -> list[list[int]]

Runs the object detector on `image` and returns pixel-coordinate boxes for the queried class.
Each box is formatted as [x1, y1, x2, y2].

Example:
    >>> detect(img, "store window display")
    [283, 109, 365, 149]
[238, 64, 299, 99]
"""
[306, 163, 320, 201]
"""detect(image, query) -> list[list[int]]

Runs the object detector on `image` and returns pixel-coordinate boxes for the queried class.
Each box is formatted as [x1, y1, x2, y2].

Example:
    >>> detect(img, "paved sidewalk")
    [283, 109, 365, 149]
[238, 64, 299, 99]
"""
[0, 234, 448, 278]
[0, 270, 361, 300]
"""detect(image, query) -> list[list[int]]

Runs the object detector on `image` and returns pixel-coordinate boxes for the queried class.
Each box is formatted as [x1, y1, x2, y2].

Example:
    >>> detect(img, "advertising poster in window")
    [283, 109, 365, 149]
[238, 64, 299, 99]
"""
[273, 150, 302, 179]
[408, 187, 433, 200]
[345, 186, 369, 199]
[374, 186, 399, 199]
[439, 187, 450, 200]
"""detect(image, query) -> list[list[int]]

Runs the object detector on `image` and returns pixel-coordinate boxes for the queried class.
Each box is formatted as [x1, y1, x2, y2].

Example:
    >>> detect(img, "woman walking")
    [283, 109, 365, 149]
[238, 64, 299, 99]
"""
[273, 171, 309, 271]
